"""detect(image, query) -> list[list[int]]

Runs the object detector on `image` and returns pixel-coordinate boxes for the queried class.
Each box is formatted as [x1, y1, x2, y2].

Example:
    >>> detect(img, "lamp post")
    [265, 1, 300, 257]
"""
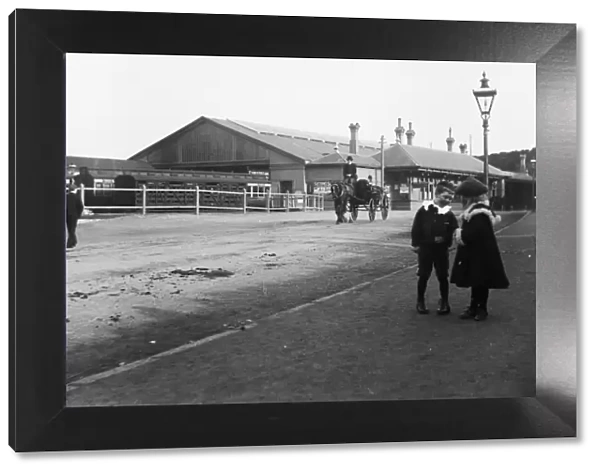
[380, 135, 385, 189]
[473, 72, 497, 189]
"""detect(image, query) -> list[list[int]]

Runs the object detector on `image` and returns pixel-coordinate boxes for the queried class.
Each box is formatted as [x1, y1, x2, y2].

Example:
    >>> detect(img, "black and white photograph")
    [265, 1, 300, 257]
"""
[8, 5, 582, 457]
[65, 55, 538, 407]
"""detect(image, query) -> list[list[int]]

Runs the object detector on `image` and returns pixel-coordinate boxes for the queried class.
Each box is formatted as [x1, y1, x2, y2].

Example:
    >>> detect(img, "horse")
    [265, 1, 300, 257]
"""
[330, 181, 354, 224]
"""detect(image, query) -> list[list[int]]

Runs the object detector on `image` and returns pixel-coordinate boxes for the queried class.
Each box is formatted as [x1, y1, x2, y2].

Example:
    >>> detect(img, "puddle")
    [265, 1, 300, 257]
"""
[170, 267, 235, 279]
[68, 290, 101, 299]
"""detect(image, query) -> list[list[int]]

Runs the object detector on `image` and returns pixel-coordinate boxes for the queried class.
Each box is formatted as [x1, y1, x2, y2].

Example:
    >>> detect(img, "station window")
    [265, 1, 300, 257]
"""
[247, 183, 271, 198]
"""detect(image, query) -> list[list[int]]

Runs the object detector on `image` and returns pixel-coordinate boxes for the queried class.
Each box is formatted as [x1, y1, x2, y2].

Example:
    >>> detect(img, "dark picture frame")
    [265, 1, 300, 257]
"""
[9, 10, 577, 452]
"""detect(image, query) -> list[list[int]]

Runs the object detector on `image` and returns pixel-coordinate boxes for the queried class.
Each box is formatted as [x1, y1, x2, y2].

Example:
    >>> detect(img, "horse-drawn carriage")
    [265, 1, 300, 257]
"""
[330, 178, 390, 224]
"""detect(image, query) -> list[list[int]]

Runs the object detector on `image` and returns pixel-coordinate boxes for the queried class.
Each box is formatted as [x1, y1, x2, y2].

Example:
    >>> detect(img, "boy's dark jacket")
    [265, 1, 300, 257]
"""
[411, 201, 459, 248]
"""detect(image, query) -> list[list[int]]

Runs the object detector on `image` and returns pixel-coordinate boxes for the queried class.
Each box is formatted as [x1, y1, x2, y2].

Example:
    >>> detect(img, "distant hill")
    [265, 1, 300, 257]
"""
[475, 147, 536, 173]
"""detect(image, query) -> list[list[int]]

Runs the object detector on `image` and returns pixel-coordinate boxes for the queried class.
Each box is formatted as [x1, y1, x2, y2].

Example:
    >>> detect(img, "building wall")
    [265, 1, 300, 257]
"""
[383, 170, 509, 211]
[357, 167, 381, 183]
[131, 121, 310, 192]
[306, 165, 342, 184]
[502, 181, 535, 210]
[134, 121, 298, 168]
[270, 164, 306, 193]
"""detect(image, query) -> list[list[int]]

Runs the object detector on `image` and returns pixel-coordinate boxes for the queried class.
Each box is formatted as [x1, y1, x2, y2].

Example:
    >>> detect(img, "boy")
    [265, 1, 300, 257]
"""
[410, 181, 459, 315]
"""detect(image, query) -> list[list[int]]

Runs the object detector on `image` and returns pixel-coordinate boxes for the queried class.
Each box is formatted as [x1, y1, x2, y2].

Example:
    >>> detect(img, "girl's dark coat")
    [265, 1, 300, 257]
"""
[450, 203, 510, 289]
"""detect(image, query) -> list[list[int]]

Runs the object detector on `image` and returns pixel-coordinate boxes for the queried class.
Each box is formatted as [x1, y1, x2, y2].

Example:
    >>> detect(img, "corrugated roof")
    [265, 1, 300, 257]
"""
[309, 151, 381, 168]
[211, 118, 377, 163]
[310, 152, 347, 165]
[125, 116, 515, 178]
[370, 144, 510, 177]
[231, 119, 381, 150]
[68, 156, 155, 171]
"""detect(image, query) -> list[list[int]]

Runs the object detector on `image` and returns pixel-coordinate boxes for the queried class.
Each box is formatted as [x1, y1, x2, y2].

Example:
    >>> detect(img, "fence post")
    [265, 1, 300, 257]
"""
[79, 184, 85, 207]
[142, 185, 147, 215]
[243, 189, 247, 214]
[195, 186, 200, 215]
[286, 191, 290, 212]
[303, 194, 307, 212]
[267, 188, 271, 213]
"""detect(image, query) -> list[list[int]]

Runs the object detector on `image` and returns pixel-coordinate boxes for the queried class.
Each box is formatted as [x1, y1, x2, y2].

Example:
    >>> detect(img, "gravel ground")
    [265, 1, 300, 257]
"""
[66, 209, 530, 406]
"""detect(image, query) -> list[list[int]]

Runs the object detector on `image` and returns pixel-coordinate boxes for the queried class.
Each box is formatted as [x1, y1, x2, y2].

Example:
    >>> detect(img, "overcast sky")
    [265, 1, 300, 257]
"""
[66, 54, 535, 159]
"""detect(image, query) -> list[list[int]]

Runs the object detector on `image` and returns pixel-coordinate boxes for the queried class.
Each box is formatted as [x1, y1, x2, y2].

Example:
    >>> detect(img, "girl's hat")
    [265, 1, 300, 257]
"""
[455, 177, 488, 197]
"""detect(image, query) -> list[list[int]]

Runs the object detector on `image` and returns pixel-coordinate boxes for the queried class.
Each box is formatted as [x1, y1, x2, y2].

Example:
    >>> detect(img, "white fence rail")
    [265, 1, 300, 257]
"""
[78, 185, 325, 215]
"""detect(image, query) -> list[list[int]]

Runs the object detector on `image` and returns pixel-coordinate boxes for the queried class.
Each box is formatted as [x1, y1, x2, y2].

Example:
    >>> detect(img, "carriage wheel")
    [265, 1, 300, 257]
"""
[381, 195, 389, 221]
[368, 199, 376, 222]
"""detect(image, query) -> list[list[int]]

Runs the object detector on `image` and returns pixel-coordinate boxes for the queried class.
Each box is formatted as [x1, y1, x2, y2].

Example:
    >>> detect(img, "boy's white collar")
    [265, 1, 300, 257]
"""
[422, 200, 452, 214]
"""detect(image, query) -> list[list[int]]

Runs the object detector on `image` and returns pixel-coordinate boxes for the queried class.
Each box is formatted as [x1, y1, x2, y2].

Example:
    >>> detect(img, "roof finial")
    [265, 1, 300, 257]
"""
[479, 71, 490, 88]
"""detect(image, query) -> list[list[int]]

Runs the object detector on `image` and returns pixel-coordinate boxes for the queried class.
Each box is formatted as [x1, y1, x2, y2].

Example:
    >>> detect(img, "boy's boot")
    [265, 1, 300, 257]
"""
[437, 279, 450, 315]
[416, 299, 429, 314]
[437, 298, 451, 315]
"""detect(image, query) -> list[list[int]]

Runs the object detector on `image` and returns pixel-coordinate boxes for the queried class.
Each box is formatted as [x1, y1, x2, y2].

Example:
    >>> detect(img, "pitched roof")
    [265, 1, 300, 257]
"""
[209, 118, 378, 163]
[67, 156, 155, 171]
[370, 144, 510, 177]
[231, 119, 381, 150]
[125, 115, 514, 178]
[309, 151, 381, 168]
[127, 115, 379, 161]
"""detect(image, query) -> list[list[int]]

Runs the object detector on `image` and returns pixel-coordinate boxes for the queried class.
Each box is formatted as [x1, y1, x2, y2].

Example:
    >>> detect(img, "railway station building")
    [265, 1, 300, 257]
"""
[127, 116, 383, 196]
[127, 116, 534, 210]
[68, 115, 534, 212]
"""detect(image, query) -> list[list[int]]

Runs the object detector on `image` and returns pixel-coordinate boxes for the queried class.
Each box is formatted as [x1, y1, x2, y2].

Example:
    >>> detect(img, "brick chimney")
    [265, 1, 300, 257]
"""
[405, 122, 416, 146]
[349, 123, 360, 154]
[459, 143, 468, 154]
[394, 118, 405, 145]
[446, 127, 455, 152]
[519, 153, 527, 173]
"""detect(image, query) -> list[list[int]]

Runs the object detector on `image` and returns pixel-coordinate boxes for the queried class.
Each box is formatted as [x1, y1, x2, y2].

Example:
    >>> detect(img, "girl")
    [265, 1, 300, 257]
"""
[450, 177, 509, 321]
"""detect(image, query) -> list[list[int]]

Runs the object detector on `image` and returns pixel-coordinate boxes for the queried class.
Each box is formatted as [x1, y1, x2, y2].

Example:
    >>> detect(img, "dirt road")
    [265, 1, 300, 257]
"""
[66, 209, 527, 398]
[67, 211, 416, 382]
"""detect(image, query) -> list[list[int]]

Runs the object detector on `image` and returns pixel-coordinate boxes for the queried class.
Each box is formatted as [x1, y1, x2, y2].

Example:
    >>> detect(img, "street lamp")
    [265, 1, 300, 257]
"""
[473, 72, 497, 189]
[379, 135, 385, 189]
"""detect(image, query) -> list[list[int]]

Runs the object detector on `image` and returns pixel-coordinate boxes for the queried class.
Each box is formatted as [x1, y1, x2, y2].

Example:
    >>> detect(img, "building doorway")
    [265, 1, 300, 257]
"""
[280, 180, 294, 194]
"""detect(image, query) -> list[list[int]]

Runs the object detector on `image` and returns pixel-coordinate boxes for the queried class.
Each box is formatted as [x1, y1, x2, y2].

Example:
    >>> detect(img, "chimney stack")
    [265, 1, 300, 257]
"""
[394, 118, 405, 145]
[446, 127, 455, 152]
[405, 122, 416, 146]
[519, 153, 527, 173]
[459, 143, 468, 154]
[349, 122, 360, 154]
